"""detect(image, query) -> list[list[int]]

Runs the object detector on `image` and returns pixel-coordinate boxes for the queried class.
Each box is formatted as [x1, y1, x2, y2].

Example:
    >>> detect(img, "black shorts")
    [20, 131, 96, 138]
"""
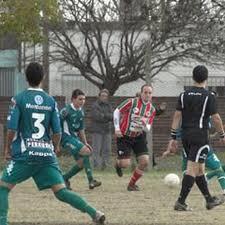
[182, 129, 210, 163]
[116, 134, 149, 159]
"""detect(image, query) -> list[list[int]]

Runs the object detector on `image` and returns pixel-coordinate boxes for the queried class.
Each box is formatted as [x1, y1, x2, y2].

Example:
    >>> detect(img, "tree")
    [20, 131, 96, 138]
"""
[49, 0, 225, 95]
[0, 0, 60, 43]
[0, 0, 60, 90]
[212, 0, 225, 10]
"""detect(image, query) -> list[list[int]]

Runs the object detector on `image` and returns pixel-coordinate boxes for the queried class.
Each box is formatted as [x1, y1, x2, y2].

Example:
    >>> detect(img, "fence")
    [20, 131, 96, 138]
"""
[1, 95, 225, 156]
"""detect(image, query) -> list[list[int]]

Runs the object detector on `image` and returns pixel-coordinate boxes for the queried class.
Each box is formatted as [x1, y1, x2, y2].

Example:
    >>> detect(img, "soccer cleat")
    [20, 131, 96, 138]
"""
[89, 179, 102, 189]
[65, 179, 72, 190]
[206, 196, 225, 210]
[93, 210, 105, 224]
[174, 201, 192, 211]
[127, 184, 140, 191]
[115, 164, 123, 177]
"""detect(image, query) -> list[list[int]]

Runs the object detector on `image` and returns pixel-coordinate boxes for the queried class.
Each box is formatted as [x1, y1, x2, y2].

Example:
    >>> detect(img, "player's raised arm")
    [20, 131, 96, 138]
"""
[211, 113, 225, 143]
[207, 91, 225, 143]
[5, 96, 21, 160]
[50, 101, 62, 154]
[113, 108, 123, 137]
[4, 130, 15, 161]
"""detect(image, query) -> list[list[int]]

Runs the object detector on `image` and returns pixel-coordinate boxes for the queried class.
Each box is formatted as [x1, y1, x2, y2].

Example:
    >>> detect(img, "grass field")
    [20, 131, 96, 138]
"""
[3, 154, 225, 225]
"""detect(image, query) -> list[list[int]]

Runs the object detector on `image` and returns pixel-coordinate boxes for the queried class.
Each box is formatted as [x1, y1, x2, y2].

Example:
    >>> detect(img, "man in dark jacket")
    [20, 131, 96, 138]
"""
[91, 89, 113, 169]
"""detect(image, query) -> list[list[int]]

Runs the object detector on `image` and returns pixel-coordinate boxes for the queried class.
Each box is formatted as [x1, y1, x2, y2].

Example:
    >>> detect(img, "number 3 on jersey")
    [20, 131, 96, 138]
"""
[32, 113, 45, 139]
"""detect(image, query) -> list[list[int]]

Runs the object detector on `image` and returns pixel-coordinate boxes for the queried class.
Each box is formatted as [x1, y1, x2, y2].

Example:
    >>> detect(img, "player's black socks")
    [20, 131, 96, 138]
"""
[195, 175, 212, 202]
[178, 174, 195, 204]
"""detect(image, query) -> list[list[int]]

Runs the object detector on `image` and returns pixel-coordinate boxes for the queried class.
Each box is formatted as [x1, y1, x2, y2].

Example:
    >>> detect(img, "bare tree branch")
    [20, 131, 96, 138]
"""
[46, 0, 225, 95]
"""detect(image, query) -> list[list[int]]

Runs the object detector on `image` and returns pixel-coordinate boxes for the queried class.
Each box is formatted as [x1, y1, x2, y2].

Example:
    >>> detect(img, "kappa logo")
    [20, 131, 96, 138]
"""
[146, 111, 151, 117]
[199, 153, 207, 160]
[7, 160, 15, 176]
[61, 109, 68, 117]
[72, 123, 80, 129]
[34, 95, 43, 105]
[133, 107, 139, 113]
[10, 97, 16, 109]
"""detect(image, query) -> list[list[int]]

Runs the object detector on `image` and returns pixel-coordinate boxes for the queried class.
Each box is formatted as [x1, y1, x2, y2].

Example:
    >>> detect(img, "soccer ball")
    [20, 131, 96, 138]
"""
[164, 173, 180, 187]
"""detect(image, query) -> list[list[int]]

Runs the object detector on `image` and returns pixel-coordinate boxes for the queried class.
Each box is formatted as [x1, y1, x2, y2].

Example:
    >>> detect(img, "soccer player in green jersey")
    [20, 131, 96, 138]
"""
[60, 89, 101, 190]
[0, 62, 105, 225]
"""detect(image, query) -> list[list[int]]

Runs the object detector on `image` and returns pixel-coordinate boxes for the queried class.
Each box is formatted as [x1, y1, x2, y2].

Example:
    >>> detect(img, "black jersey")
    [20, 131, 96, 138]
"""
[176, 87, 217, 130]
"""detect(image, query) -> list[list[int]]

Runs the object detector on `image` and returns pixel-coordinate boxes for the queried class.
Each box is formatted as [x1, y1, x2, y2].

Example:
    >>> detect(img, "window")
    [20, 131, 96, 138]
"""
[0, 67, 15, 96]
[184, 86, 225, 96]
[183, 76, 225, 96]
[61, 74, 99, 101]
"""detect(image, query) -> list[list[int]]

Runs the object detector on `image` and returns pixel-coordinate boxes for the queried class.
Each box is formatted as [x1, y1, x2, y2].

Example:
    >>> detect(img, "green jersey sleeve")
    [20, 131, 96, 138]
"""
[50, 101, 61, 134]
[79, 109, 85, 130]
[7, 96, 21, 131]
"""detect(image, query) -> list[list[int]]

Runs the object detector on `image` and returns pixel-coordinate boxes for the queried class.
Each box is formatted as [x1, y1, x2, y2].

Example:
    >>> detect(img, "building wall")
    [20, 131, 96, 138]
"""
[0, 49, 27, 96]
[49, 52, 225, 98]
[23, 30, 225, 98]
[49, 60, 225, 98]
[114, 63, 225, 97]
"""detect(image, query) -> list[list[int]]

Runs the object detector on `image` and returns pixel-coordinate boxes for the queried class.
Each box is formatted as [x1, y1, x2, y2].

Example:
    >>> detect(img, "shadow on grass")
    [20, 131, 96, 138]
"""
[10, 224, 92, 225]
[10, 223, 215, 225]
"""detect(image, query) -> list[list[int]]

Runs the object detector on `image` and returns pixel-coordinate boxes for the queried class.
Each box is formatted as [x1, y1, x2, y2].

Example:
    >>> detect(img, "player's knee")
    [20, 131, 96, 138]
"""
[119, 159, 131, 168]
[186, 162, 198, 176]
[54, 188, 65, 202]
[54, 188, 87, 213]
[139, 160, 149, 170]
[0, 185, 10, 194]
[76, 159, 84, 168]
[0, 186, 10, 213]
[79, 146, 91, 156]
[216, 167, 225, 177]
[198, 167, 205, 175]
[54, 187, 72, 203]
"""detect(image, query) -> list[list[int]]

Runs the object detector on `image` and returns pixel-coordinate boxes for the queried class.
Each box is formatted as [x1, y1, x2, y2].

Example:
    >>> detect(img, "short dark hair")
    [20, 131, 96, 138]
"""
[141, 83, 153, 92]
[71, 89, 85, 99]
[99, 89, 109, 96]
[192, 65, 208, 83]
[25, 62, 44, 87]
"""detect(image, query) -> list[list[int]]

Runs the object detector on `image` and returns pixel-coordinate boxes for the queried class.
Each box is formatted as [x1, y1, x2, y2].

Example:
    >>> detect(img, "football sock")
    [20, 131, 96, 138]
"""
[178, 174, 195, 204]
[222, 164, 225, 172]
[83, 156, 94, 183]
[55, 188, 96, 218]
[128, 168, 143, 186]
[195, 175, 212, 202]
[217, 172, 225, 192]
[63, 165, 83, 181]
[206, 169, 221, 180]
[0, 186, 9, 225]
[206, 167, 225, 191]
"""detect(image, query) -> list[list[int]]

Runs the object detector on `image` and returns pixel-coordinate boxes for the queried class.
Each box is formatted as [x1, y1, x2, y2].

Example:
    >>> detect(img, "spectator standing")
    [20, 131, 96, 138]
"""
[91, 89, 113, 170]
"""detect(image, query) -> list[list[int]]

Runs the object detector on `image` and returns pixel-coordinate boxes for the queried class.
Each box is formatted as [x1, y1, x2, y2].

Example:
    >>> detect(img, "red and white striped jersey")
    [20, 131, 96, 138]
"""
[117, 97, 156, 137]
